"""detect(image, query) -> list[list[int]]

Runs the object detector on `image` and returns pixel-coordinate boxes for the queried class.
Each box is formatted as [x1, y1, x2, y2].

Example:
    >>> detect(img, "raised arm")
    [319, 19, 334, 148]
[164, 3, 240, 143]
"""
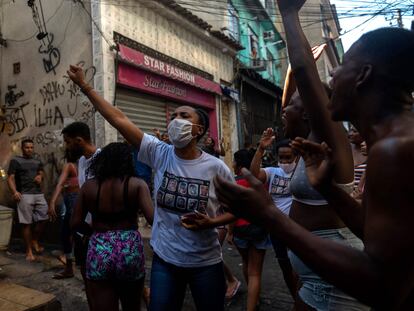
[67, 65, 144, 149]
[250, 128, 274, 183]
[215, 139, 414, 309]
[278, 0, 353, 181]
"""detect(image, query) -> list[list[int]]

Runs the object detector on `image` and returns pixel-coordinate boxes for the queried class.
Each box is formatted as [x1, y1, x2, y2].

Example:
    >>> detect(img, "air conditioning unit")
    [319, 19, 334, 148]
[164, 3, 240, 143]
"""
[263, 31, 275, 41]
[249, 59, 266, 71]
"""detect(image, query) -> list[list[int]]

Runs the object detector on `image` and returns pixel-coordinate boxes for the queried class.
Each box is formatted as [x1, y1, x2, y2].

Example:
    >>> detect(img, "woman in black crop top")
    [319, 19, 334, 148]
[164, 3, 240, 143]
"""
[71, 143, 153, 311]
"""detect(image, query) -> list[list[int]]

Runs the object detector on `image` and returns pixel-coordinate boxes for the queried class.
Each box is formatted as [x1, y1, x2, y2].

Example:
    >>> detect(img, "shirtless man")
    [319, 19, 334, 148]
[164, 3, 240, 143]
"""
[214, 1, 414, 309]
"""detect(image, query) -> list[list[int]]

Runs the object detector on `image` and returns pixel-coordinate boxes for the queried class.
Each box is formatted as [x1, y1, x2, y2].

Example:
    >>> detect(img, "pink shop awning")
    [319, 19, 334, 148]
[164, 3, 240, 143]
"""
[118, 44, 222, 95]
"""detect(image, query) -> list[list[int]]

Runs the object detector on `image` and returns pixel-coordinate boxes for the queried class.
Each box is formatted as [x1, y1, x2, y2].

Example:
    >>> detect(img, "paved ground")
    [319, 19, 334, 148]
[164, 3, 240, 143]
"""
[0, 232, 293, 311]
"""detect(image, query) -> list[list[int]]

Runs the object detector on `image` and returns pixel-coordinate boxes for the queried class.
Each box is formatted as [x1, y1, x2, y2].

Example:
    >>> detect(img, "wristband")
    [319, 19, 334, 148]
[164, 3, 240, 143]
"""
[80, 84, 94, 94]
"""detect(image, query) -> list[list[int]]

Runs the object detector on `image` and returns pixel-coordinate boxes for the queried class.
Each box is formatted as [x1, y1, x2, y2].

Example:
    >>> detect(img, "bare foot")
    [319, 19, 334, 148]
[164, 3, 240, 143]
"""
[32, 242, 44, 253]
[26, 253, 36, 262]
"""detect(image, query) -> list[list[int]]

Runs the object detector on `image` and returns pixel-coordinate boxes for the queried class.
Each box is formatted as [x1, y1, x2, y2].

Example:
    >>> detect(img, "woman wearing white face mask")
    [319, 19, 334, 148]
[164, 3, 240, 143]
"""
[67, 65, 236, 311]
[250, 130, 299, 300]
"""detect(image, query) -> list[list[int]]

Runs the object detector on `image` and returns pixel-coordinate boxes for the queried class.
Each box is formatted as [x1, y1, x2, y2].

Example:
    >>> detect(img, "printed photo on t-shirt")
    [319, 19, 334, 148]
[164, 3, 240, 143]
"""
[198, 200, 208, 213]
[188, 184, 199, 197]
[157, 171, 210, 214]
[178, 182, 188, 195]
[270, 175, 291, 198]
[200, 185, 209, 198]
[176, 196, 187, 210]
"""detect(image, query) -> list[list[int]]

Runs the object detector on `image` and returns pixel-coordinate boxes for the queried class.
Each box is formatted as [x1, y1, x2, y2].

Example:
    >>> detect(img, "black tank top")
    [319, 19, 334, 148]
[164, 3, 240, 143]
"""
[91, 177, 138, 229]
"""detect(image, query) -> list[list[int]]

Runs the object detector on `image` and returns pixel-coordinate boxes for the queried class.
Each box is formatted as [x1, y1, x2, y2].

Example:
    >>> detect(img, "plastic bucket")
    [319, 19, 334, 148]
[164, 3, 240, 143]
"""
[0, 206, 13, 250]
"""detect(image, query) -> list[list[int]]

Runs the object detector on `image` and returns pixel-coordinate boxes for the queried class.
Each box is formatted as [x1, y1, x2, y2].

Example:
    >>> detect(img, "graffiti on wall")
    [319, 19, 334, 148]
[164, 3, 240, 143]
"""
[38, 33, 61, 75]
[1, 61, 96, 139]
[5, 85, 25, 107]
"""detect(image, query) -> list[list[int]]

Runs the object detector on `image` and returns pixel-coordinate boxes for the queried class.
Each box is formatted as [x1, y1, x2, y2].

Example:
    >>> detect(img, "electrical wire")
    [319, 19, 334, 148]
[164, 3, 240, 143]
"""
[76, 0, 116, 48]
[56, 0, 74, 48]
[6, 0, 65, 42]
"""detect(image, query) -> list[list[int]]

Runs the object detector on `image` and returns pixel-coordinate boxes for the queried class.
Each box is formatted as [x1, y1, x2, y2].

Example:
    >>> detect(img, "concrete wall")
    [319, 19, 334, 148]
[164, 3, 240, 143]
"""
[179, 0, 228, 31]
[0, 1, 94, 205]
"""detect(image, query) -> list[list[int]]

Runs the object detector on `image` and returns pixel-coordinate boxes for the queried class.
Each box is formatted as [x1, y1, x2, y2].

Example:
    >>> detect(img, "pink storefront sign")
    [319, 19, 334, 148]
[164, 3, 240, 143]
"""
[118, 44, 222, 95]
[118, 63, 216, 109]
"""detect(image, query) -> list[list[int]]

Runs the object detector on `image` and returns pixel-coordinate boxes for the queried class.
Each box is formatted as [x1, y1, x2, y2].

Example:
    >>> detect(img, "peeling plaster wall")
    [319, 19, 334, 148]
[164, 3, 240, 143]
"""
[0, 1, 93, 205]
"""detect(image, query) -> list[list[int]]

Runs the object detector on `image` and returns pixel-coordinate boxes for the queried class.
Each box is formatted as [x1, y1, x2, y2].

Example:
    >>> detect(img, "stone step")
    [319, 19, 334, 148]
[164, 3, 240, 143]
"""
[0, 282, 61, 311]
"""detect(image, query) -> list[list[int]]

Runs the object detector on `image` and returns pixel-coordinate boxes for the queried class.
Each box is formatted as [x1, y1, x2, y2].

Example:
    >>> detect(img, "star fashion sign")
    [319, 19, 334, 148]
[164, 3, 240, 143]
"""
[118, 44, 222, 95]
[143, 55, 196, 85]
[117, 44, 220, 109]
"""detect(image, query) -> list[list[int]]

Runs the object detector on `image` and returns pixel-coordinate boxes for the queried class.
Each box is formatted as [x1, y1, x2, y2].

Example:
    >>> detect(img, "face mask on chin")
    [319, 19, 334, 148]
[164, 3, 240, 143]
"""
[167, 119, 198, 149]
[278, 162, 296, 174]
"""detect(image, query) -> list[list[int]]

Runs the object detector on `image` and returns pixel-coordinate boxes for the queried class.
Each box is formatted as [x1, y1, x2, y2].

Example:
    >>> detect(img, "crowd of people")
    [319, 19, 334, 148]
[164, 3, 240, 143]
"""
[4, 0, 414, 310]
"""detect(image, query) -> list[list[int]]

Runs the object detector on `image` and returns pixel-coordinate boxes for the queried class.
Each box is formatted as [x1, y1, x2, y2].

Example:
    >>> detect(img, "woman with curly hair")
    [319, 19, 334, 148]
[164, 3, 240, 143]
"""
[71, 142, 153, 311]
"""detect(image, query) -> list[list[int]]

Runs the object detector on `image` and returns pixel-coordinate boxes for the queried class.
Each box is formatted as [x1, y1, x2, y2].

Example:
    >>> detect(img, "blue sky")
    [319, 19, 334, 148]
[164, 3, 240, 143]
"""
[331, 0, 413, 51]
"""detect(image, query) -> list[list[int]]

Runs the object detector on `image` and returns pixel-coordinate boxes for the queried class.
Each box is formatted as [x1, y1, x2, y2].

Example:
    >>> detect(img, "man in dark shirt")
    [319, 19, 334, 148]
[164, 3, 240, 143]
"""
[7, 139, 48, 261]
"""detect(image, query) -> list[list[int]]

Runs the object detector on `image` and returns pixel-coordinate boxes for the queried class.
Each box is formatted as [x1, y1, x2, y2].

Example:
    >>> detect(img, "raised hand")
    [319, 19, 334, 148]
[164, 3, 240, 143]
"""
[312, 44, 327, 61]
[291, 137, 334, 189]
[277, 0, 306, 13]
[67, 65, 87, 88]
[214, 169, 275, 225]
[259, 128, 275, 150]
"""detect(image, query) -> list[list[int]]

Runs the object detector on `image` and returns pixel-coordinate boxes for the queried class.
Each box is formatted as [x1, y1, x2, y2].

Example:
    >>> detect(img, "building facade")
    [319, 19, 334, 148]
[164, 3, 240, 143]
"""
[91, 0, 242, 166]
[0, 0, 241, 205]
[274, 0, 344, 82]
[224, 0, 286, 148]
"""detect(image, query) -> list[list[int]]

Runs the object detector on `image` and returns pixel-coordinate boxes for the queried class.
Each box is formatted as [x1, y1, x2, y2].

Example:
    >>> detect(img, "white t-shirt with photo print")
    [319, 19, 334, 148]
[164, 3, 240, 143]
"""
[137, 134, 234, 268]
[264, 167, 293, 215]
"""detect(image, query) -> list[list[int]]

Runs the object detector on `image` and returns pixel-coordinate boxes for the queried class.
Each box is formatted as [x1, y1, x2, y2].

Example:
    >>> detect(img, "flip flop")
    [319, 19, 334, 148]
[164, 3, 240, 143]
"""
[53, 271, 74, 279]
[56, 255, 67, 266]
[225, 280, 241, 299]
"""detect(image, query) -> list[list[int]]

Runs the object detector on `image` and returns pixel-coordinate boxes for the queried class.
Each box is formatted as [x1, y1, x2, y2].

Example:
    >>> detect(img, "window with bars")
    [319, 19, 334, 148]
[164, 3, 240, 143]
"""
[227, 1, 240, 42]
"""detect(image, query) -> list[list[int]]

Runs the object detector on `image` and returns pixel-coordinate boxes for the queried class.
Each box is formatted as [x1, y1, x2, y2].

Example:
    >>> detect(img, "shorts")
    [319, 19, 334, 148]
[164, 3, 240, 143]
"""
[233, 235, 272, 250]
[86, 229, 145, 281]
[270, 236, 288, 260]
[288, 228, 370, 311]
[17, 194, 48, 224]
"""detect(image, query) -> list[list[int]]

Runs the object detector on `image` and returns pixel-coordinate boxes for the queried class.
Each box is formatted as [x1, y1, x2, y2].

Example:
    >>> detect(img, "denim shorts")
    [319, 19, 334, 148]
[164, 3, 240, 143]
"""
[233, 235, 272, 250]
[288, 228, 370, 311]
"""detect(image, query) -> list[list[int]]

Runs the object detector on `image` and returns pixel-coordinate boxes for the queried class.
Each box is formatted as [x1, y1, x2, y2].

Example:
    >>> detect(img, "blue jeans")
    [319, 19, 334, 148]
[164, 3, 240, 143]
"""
[288, 228, 370, 311]
[62, 192, 78, 257]
[149, 253, 226, 311]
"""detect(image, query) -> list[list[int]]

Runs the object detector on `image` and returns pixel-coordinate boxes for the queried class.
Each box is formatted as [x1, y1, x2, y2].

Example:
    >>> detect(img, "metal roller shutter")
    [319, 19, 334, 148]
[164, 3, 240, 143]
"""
[116, 90, 168, 137]
[116, 88, 210, 144]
